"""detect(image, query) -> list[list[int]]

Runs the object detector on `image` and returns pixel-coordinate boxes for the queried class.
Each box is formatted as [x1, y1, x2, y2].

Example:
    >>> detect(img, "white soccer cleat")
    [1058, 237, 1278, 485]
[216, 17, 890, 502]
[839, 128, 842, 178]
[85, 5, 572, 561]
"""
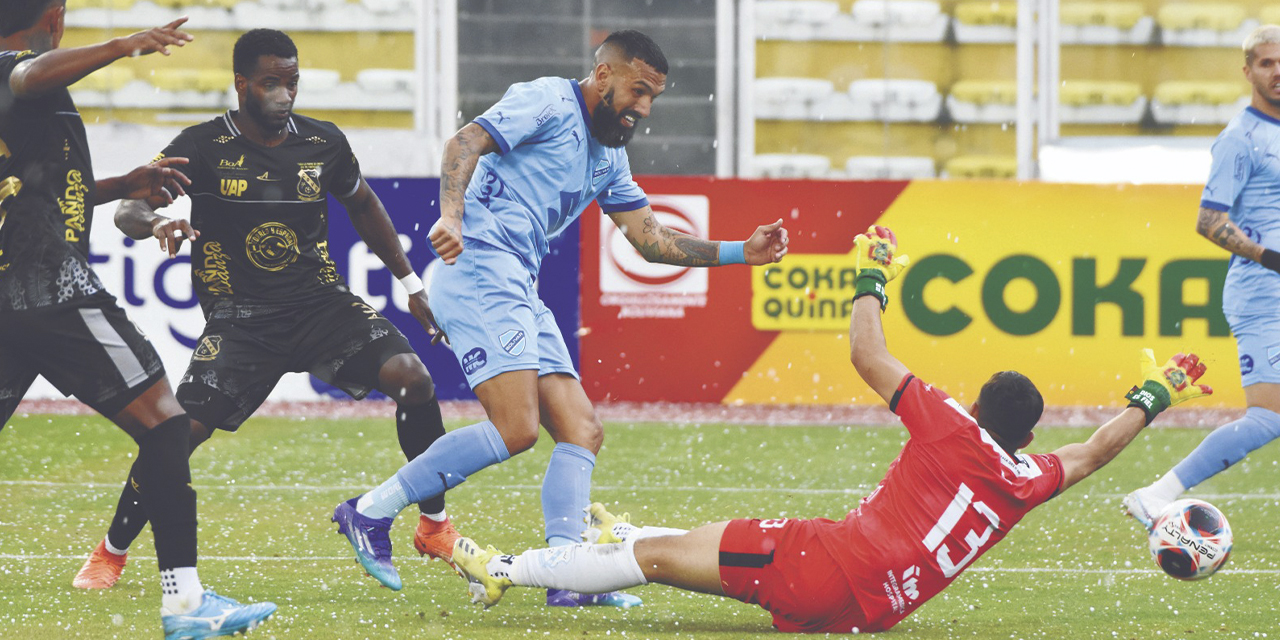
[1123, 487, 1169, 531]
[583, 502, 631, 545]
[451, 537, 512, 608]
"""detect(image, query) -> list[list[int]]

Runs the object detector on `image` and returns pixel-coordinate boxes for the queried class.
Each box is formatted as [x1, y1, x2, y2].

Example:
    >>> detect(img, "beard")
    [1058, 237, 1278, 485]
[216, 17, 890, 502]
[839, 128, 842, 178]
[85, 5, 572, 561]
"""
[590, 91, 639, 148]
[245, 95, 291, 133]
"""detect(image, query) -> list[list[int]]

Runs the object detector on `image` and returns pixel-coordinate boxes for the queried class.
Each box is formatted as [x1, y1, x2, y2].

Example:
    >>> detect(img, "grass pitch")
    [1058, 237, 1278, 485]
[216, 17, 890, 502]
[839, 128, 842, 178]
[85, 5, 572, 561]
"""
[0, 412, 1277, 639]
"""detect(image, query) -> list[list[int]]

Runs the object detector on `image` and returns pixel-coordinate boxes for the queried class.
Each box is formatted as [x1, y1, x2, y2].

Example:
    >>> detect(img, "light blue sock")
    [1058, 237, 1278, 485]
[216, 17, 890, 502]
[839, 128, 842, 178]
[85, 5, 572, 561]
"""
[358, 420, 510, 519]
[542, 442, 596, 546]
[1172, 406, 1280, 490]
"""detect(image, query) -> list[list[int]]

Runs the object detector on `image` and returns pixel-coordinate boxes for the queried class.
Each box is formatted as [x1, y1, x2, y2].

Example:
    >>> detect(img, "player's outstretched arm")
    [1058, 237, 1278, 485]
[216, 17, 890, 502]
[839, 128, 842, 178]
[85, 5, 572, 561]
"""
[341, 179, 444, 340]
[10, 17, 192, 99]
[1197, 206, 1280, 272]
[848, 226, 911, 404]
[115, 196, 199, 258]
[1053, 350, 1212, 491]
[432, 123, 499, 264]
[607, 207, 788, 267]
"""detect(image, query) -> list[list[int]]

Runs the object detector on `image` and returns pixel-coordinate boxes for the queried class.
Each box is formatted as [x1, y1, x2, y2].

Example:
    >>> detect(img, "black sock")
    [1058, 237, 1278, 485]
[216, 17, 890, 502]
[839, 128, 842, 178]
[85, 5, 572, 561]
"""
[132, 414, 198, 570]
[105, 458, 149, 551]
[397, 397, 447, 515]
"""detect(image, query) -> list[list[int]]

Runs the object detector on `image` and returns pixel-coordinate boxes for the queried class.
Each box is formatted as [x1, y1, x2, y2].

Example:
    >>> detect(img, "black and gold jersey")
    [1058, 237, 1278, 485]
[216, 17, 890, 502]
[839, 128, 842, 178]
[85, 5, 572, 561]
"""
[158, 110, 362, 310]
[0, 50, 105, 311]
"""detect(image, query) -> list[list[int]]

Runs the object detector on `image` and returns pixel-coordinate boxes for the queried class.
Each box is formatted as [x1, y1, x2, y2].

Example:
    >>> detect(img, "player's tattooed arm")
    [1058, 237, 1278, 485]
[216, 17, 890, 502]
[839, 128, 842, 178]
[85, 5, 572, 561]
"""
[1196, 207, 1266, 262]
[613, 208, 719, 267]
[433, 123, 499, 264]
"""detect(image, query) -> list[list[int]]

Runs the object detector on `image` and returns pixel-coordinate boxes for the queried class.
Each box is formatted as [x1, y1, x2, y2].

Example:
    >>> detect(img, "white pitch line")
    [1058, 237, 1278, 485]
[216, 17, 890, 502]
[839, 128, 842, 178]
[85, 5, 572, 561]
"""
[1, 479, 1279, 501]
[0, 554, 1275, 575]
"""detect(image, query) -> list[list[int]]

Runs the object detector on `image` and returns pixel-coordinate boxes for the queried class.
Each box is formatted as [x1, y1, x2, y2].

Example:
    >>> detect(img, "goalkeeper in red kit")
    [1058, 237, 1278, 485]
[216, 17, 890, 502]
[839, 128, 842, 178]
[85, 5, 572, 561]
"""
[448, 226, 1213, 633]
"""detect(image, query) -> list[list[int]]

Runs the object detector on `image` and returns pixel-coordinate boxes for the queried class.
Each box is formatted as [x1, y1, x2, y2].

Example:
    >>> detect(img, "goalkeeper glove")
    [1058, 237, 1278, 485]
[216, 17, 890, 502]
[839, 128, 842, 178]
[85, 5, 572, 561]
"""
[1124, 349, 1213, 425]
[853, 225, 910, 310]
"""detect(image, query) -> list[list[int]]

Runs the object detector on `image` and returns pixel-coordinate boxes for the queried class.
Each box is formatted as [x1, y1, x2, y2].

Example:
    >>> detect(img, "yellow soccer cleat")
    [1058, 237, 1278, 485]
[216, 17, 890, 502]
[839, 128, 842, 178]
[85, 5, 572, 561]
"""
[583, 502, 631, 545]
[451, 537, 512, 608]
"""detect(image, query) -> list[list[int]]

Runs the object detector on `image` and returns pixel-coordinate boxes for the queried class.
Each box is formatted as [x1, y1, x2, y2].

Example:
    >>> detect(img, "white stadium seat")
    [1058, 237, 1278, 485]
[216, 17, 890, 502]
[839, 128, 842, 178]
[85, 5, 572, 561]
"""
[845, 156, 936, 180]
[819, 0, 947, 42]
[754, 77, 836, 120]
[756, 0, 841, 40]
[753, 154, 833, 179]
[847, 79, 942, 122]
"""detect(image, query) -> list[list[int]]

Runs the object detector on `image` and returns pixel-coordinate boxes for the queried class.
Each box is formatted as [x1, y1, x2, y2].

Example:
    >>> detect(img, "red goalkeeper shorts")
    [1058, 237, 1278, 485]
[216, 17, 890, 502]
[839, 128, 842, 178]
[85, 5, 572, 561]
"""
[718, 517, 869, 634]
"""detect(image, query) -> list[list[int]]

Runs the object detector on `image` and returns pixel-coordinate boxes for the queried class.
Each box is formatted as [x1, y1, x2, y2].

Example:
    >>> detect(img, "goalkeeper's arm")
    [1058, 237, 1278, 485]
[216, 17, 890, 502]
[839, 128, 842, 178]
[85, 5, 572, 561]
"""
[850, 294, 910, 405]
[1053, 351, 1212, 492]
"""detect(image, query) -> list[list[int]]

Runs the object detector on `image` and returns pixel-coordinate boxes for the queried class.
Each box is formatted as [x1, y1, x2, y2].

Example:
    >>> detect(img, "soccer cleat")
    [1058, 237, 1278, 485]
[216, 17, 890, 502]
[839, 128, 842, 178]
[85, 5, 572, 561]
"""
[413, 514, 461, 570]
[583, 502, 631, 545]
[1123, 487, 1169, 531]
[160, 589, 276, 640]
[452, 537, 511, 608]
[332, 496, 402, 590]
[72, 539, 127, 589]
[547, 588, 643, 608]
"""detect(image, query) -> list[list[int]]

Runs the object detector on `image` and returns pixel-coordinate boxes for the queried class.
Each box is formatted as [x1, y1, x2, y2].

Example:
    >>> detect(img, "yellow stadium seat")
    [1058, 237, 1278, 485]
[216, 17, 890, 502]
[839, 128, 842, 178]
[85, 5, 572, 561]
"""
[949, 80, 1018, 106]
[150, 0, 238, 7]
[1156, 3, 1246, 32]
[148, 69, 229, 93]
[954, 2, 1017, 27]
[1059, 81, 1142, 107]
[70, 67, 135, 93]
[1153, 81, 1247, 106]
[1060, 2, 1144, 30]
[73, 0, 135, 8]
[943, 155, 1018, 179]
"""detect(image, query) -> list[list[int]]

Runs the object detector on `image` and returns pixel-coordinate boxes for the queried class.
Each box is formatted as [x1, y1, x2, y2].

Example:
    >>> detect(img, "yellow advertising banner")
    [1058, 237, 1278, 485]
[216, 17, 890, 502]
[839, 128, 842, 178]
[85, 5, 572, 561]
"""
[730, 180, 1240, 408]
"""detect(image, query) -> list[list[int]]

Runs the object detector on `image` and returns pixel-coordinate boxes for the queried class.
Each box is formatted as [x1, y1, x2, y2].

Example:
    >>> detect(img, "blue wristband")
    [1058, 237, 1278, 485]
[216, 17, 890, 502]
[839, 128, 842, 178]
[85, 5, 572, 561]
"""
[719, 241, 746, 265]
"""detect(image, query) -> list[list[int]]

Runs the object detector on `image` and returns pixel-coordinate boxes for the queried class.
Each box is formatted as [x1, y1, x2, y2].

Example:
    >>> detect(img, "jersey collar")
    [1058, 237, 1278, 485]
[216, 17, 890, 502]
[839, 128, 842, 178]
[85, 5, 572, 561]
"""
[1247, 106, 1280, 126]
[571, 79, 592, 129]
[221, 109, 299, 137]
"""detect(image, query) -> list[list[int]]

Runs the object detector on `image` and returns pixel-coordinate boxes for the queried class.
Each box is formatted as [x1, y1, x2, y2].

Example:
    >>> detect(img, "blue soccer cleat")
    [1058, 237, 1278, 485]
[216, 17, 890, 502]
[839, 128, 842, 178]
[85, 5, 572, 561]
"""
[333, 496, 402, 590]
[547, 588, 643, 608]
[160, 589, 276, 640]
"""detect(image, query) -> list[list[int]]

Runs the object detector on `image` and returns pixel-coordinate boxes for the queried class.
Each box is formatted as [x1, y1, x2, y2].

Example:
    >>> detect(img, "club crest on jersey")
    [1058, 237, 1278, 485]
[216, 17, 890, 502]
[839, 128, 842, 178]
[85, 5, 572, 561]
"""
[498, 329, 526, 357]
[297, 163, 323, 201]
[194, 335, 222, 361]
[1268, 346, 1280, 370]
[245, 222, 299, 271]
[591, 159, 610, 186]
[462, 348, 487, 375]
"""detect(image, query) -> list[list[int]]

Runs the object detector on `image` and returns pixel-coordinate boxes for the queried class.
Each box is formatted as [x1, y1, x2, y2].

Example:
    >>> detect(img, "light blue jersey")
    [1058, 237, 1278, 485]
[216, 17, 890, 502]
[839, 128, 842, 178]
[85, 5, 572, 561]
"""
[467, 77, 648, 274]
[1203, 106, 1280, 316]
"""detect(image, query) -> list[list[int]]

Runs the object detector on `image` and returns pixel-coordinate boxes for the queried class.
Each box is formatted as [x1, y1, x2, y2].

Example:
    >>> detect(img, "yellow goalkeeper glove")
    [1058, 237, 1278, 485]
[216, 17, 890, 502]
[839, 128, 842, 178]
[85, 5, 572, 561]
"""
[1124, 349, 1213, 425]
[853, 225, 910, 310]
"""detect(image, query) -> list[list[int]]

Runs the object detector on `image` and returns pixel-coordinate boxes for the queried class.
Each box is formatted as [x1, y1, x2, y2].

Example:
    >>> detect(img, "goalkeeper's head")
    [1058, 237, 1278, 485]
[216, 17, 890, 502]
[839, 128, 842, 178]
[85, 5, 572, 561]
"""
[974, 371, 1044, 453]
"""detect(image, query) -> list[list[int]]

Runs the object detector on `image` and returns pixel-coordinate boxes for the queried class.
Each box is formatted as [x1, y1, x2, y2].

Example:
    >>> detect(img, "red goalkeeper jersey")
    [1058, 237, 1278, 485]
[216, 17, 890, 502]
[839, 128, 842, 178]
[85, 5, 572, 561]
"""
[814, 373, 1064, 631]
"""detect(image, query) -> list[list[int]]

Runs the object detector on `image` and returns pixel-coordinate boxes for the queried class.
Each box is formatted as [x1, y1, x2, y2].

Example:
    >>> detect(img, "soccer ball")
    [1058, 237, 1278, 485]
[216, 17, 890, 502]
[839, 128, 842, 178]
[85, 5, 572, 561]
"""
[1148, 499, 1232, 581]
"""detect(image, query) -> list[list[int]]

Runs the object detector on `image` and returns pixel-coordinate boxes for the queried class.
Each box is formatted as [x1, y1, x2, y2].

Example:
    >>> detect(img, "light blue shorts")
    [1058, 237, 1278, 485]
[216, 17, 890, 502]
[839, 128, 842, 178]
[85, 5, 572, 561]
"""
[430, 243, 577, 389]
[1226, 312, 1280, 386]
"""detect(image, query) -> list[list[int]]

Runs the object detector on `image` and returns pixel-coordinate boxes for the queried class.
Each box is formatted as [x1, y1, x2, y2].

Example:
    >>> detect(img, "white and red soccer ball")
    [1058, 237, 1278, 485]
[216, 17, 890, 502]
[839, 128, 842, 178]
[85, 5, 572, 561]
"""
[1148, 499, 1232, 581]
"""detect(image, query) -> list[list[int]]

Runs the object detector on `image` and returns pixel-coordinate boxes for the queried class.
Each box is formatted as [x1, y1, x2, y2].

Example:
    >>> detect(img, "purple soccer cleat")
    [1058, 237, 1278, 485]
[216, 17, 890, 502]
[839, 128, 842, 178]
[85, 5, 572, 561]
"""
[332, 496, 402, 590]
[547, 588, 642, 608]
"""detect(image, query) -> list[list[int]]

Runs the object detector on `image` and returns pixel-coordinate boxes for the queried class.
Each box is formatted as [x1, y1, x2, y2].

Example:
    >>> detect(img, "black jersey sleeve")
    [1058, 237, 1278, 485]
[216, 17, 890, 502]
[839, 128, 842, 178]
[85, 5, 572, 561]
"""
[152, 128, 201, 191]
[330, 133, 362, 199]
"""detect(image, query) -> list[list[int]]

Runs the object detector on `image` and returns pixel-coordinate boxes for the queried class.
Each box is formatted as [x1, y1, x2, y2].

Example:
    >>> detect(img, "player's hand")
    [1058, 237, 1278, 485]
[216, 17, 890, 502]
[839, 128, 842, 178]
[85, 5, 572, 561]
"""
[1124, 349, 1212, 425]
[117, 17, 194, 57]
[430, 217, 464, 265]
[122, 157, 191, 204]
[854, 225, 910, 283]
[408, 290, 449, 346]
[744, 218, 788, 264]
[151, 216, 199, 257]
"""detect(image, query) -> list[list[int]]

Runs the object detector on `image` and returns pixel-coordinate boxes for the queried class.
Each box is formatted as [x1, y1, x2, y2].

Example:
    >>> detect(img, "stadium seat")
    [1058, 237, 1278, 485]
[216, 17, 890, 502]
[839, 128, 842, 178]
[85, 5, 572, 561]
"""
[1151, 81, 1249, 125]
[755, 0, 841, 40]
[1157, 3, 1252, 47]
[942, 155, 1018, 179]
[946, 80, 1019, 124]
[954, 1, 1017, 43]
[817, 0, 948, 43]
[1058, 80, 1146, 124]
[754, 77, 836, 120]
[847, 79, 943, 122]
[844, 156, 936, 180]
[753, 154, 833, 179]
[1059, 2, 1154, 45]
[140, 68, 231, 109]
[354, 69, 416, 110]
[363, 0, 413, 13]
[68, 67, 137, 109]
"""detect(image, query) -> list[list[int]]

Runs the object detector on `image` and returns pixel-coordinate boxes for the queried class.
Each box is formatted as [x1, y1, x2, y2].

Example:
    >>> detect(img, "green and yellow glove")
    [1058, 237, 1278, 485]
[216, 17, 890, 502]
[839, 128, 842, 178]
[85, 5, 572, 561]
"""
[1124, 349, 1213, 425]
[853, 225, 910, 310]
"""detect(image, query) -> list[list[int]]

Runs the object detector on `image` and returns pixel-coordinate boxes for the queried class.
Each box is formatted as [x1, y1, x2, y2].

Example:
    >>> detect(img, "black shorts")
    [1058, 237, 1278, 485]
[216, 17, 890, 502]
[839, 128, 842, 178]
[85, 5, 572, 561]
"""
[176, 289, 414, 431]
[0, 292, 165, 424]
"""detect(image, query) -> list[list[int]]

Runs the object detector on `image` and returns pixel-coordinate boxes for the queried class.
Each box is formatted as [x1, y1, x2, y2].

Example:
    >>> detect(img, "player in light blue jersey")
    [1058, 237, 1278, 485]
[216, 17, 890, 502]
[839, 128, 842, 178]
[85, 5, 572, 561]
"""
[335, 30, 790, 606]
[1125, 25, 1280, 527]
